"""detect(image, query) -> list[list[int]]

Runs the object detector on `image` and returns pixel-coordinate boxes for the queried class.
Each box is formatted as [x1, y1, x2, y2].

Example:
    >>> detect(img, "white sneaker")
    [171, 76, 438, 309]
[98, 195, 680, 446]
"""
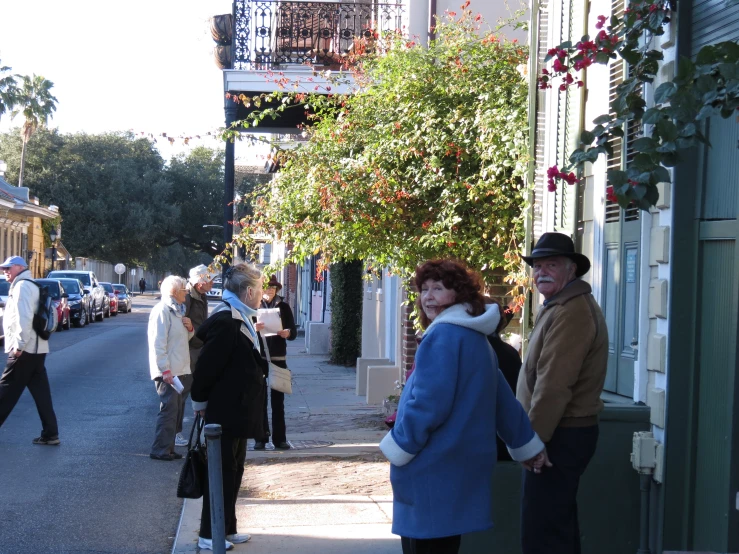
[198, 537, 234, 551]
[175, 433, 188, 447]
[226, 533, 251, 544]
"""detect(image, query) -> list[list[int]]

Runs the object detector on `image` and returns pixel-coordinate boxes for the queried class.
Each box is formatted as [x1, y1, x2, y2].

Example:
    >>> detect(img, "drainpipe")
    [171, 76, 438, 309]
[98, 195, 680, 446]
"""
[631, 431, 657, 554]
[521, 0, 540, 354]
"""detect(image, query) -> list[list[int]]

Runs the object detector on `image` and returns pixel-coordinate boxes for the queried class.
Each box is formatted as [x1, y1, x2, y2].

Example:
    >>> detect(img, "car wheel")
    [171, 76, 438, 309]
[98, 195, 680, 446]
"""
[63, 313, 71, 330]
[104, 304, 110, 318]
[95, 302, 104, 321]
[74, 308, 86, 328]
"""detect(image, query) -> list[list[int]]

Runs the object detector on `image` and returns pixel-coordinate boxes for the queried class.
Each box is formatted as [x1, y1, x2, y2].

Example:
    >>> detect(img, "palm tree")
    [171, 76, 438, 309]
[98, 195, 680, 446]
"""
[0, 58, 18, 121]
[12, 74, 57, 187]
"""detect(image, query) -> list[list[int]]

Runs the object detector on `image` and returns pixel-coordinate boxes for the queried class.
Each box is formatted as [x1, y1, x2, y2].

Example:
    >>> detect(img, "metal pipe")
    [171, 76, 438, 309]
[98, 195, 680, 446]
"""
[223, 97, 238, 282]
[637, 473, 652, 554]
[205, 424, 226, 554]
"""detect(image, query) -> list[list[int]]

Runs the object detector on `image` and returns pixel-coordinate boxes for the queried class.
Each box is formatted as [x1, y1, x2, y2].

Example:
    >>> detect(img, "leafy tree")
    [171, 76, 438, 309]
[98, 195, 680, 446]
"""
[227, 9, 530, 291]
[12, 74, 57, 187]
[162, 147, 226, 257]
[0, 58, 18, 120]
[0, 130, 226, 273]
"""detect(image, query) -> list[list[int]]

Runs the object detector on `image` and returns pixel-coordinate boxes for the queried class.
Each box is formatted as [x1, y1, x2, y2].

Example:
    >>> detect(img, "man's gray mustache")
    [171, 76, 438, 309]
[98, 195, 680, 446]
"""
[537, 277, 555, 283]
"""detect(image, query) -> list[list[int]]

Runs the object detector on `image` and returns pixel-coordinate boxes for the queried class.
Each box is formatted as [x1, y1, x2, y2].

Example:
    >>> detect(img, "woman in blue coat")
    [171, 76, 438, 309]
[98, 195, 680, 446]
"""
[380, 259, 548, 554]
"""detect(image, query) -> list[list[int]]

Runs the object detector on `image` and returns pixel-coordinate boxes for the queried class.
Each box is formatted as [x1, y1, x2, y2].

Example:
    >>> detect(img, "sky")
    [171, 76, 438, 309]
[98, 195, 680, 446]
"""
[0, 0, 239, 158]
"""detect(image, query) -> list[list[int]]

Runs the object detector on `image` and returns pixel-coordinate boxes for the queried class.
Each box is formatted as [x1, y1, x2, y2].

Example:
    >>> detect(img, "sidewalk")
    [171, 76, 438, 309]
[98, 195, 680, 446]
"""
[173, 340, 399, 554]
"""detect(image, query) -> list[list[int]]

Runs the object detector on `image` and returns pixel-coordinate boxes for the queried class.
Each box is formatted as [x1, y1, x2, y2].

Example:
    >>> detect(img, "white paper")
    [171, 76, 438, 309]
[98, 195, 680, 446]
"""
[257, 308, 283, 337]
[171, 375, 184, 394]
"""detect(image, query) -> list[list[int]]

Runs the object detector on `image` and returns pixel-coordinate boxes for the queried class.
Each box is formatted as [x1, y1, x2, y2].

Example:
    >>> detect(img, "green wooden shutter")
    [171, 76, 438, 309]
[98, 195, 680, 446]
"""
[554, 0, 583, 235]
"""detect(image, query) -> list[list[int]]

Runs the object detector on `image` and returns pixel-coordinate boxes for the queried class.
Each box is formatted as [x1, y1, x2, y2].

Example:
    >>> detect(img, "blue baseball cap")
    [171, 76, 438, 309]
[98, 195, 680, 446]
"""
[0, 256, 28, 268]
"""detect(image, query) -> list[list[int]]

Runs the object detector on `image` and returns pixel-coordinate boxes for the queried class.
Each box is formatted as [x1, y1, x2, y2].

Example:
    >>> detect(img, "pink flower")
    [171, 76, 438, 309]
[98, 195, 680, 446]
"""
[606, 186, 618, 203]
[595, 15, 608, 29]
[541, 68, 549, 75]
[552, 59, 568, 73]
[559, 83, 567, 91]
[562, 172, 578, 185]
[565, 73, 574, 84]
[597, 30, 608, 41]
[547, 166, 560, 178]
[548, 48, 558, 57]
[557, 49, 568, 59]
[577, 81, 584, 87]
[548, 182, 557, 192]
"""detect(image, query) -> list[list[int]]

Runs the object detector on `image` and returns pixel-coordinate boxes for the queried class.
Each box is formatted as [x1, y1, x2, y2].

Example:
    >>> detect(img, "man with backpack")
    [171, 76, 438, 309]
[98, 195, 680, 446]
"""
[0, 256, 59, 445]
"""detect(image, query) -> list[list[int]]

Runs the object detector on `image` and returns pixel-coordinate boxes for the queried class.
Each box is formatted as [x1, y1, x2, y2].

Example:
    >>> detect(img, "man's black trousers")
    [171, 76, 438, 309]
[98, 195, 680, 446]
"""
[521, 425, 599, 554]
[0, 352, 58, 437]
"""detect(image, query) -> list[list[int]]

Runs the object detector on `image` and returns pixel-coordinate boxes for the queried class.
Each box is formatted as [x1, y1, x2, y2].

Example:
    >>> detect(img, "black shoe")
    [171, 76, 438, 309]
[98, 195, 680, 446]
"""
[150, 453, 174, 461]
[32, 435, 60, 446]
[274, 441, 291, 450]
[253, 441, 266, 450]
[170, 452, 183, 460]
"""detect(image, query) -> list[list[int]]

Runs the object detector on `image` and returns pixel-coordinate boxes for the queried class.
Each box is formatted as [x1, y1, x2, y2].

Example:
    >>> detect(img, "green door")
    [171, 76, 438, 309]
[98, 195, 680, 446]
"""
[602, 206, 639, 396]
[689, 114, 739, 552]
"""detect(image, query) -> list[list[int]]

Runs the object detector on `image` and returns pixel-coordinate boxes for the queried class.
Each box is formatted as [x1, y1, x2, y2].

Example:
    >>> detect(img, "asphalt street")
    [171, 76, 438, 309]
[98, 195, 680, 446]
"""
[0, 294, 184, 554]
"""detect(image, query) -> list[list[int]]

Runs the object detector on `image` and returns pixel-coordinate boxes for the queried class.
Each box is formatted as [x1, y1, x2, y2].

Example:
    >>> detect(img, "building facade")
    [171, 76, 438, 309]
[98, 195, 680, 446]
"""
[528, 0, 739, 550]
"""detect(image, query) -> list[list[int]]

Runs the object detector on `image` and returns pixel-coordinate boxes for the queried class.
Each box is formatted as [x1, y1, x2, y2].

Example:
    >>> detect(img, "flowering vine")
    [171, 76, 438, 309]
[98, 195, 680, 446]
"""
[540, 0, 739, 210]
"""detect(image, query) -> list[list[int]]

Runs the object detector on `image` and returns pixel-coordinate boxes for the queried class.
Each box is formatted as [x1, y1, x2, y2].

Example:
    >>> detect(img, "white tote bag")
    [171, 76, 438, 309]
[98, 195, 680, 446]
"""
[263, 341, 292, 395]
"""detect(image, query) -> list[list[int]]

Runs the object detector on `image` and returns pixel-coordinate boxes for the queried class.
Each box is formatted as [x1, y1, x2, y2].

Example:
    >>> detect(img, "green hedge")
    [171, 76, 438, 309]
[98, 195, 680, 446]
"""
[329, 260, 363, 365]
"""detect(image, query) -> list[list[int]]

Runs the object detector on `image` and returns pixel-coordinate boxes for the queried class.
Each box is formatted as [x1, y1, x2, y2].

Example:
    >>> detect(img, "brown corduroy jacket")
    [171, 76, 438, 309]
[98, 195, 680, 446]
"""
[516, 279, 608, 443]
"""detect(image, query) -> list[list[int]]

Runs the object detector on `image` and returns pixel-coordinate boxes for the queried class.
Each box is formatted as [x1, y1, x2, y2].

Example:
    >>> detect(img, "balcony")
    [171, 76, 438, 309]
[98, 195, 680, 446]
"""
[232, 0, 406, 70]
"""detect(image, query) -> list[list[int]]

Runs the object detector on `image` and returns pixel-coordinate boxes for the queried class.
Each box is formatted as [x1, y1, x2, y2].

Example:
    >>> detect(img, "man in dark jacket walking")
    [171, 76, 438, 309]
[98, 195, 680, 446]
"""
[174, 264, 213, 447]
[254, 275, 296, 450]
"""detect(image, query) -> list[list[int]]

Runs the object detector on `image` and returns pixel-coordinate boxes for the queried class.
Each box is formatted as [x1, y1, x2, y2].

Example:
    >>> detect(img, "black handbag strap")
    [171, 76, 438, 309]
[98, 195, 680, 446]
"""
[187, 414, 204, 449]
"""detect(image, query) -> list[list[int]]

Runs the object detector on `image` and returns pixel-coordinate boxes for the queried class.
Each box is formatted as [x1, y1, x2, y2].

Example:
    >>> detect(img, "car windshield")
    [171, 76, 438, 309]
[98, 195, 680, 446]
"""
[101, 283, 114, 293]
[36, 280, 61, 300]
[58, 280, 80, 294]
[0, 281, 9, 296]
[50, 272, 90, 287]
[113, 285, 127, 294]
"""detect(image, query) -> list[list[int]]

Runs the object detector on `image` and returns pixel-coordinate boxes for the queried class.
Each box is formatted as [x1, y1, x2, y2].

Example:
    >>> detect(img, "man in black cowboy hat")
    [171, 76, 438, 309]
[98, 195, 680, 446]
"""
[517, 232, 608, 554]
[254, 275, 296, 450]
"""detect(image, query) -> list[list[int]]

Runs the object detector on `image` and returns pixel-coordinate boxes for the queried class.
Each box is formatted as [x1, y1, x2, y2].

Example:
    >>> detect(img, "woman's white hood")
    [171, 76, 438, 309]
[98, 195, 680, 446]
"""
[424, 302, 500, 336]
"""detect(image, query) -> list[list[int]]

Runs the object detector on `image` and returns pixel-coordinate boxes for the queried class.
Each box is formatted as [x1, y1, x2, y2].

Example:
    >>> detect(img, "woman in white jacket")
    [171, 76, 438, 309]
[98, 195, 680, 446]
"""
[149, 275, 194, 461]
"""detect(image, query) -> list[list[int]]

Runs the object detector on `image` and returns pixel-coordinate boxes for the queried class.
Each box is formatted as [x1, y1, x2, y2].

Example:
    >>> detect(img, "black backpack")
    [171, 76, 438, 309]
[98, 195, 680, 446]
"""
[28, 281, 57, 340]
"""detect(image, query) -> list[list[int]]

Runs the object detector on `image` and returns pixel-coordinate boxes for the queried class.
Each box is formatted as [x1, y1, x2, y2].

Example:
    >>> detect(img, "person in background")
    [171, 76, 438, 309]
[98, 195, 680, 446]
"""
[191, 263, 266, 551]
[139, 277, 146, 296]
[0, 256, 59, 445]
[148, 275, 193, 461]
[380, 259, 548, 554]
[518, 232, 608, 554]
[174, 265, 214, 448]
[254, 275, 297, 450]
[488, 305, 522, 463]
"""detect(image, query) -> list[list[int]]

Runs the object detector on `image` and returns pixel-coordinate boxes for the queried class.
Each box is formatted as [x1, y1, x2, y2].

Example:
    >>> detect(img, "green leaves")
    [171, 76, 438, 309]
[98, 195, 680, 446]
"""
[654, 82, 678, 104]
[228, 17, 530, 283]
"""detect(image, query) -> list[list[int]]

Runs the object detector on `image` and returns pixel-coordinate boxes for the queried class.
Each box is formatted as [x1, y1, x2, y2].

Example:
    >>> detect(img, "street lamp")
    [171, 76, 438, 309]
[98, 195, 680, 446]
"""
[49, 228, 58, 272]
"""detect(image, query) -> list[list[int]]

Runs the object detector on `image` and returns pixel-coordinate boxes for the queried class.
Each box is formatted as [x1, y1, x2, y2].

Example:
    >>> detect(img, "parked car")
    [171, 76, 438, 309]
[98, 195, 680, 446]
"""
[112, 284, 132, 313]
[206, 280, 222, 299]
[57, 278, 91, 327]
[46, 270, 109, 321]
[99, 283, 119, 316]
[35, 279, 71, 332]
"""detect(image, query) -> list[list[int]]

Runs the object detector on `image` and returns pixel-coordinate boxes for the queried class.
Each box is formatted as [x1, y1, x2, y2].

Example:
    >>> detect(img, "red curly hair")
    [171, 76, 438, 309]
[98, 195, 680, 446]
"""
[414, 259, 486, 329]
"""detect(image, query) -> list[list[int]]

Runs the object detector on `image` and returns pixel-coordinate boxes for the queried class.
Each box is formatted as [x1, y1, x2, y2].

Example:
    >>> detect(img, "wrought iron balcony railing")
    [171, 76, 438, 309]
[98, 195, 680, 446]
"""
[233, 0, 406, 70]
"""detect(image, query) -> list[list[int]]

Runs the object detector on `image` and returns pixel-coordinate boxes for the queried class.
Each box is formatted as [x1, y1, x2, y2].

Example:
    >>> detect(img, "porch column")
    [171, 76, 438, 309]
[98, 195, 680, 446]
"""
[223, 94, 238, 279]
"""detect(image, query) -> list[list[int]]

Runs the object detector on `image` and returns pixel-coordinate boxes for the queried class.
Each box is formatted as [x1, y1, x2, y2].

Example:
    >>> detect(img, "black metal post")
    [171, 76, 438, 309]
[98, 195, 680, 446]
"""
[50, 245, 56, 272]
[205, 423, 226, 554]
[223, 96, 238, 281]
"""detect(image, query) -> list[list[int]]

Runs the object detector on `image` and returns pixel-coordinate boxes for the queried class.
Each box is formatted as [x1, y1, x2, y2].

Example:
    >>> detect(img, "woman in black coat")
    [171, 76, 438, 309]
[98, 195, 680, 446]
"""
[254, 275, 297, 450]
[191, 263, 267, 551]
[488, 307, 523, 463]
